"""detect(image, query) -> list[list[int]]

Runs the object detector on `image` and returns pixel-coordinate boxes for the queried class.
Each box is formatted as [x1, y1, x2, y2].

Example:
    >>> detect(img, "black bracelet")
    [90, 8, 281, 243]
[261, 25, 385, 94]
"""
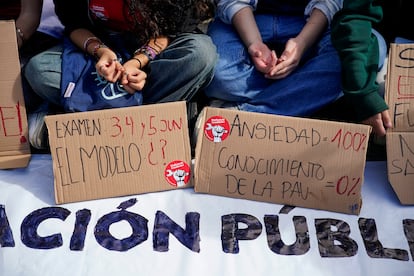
[132, 57, 142, 69]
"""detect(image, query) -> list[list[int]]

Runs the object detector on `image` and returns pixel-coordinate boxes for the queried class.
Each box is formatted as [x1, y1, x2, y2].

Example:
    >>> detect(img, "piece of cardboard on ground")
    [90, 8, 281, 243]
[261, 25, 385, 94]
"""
[0, 21, 31, 169]
[45, 101, 192, 204]
[385, 43, 414, 204]
[194, 107, 372, 215]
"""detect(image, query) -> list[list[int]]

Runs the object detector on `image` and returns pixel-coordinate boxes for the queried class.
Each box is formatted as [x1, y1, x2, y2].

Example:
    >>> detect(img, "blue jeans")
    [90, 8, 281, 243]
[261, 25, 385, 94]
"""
[372, 29, 387, 70]
[24, 33, 217, 108]
[204, 15, 343, 117]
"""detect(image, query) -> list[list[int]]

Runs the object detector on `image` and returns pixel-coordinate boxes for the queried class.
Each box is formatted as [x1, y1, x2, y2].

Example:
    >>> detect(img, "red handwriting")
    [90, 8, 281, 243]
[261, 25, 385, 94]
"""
[0, 102, 26, 143]
[397, 75, 414, 99]
[336, 176, 361, 197]
[109, 115, 182, 167]
[110, 115, 183, 139]
[330, 129, 367, 152]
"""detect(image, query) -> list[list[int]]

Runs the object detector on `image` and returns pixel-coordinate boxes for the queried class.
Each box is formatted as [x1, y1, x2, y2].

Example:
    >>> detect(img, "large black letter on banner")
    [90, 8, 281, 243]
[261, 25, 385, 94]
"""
[264, 215, 310, 255]
[403, 219, 414, 261]
[359, 218, 409, 261]
[221, 214, 262, 254]
[153, 211, 200, 252]
[70, 209, 91, 251]
[0, 205, 15, 247]
[315, 218, 358, 257]
[21, 207, 71, 249]
[95, 207, 148, 252]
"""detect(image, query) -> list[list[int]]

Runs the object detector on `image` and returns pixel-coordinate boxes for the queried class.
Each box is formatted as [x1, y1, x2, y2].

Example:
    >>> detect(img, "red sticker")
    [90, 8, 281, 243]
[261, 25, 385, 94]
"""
[203, 116, 230, 142]
[164, 161, 191, 187]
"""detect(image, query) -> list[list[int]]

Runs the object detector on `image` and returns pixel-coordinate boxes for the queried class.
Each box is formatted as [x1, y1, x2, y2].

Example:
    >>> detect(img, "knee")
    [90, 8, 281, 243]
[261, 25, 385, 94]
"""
[24, 55, 47, 93]
[186, 34, 218, 74]
[23, 47, 62, 103]
[24, 51, 56, 88]
[24, 54, 41, 86]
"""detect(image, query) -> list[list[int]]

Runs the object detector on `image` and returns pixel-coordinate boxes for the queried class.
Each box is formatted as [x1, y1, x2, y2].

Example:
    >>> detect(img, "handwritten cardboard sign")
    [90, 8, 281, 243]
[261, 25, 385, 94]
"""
[0, 21, 31, 169]
[45, 101, 192, 204]
[386, 43, 414, 132]
[386, 43, 414, 204]
[194, 107, 371, 215]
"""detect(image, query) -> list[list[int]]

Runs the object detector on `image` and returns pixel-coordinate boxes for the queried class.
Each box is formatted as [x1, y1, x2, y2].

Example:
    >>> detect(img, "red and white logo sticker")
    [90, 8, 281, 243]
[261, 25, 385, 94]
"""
[164, 161, 191, 187]
[204, 116, 230, 143]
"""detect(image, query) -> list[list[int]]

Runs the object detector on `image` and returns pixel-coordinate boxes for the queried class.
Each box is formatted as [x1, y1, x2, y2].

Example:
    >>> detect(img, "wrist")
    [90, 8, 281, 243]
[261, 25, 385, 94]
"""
[133, 45, 159, 62]
[132, 53, 150, 67]
[83, 36, 108, 59]
[92, 43, 109, 59]
[130, 57, 143, 69]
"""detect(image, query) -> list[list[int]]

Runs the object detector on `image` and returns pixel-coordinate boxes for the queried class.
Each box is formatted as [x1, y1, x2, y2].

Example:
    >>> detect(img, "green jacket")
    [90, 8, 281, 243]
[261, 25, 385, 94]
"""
[331, 0, 388, 122]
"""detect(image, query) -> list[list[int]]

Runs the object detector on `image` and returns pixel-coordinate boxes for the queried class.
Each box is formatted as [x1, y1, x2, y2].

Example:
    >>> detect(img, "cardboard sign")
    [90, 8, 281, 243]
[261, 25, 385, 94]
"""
[0, 21, 31, 169]
[194, 107, 371, 215]
[386, 43, 414, 132]
[385, 43, 414, 204]
[44, 101, 192, 204]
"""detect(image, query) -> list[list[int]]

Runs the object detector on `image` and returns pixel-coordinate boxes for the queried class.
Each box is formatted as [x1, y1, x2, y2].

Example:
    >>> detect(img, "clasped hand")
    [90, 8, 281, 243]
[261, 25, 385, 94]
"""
[248, 38, 304, 79]
[95, 50, 147, 94]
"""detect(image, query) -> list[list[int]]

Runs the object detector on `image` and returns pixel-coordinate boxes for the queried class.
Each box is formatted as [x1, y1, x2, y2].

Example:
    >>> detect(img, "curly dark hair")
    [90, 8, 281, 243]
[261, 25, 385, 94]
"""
[125, 0, 215, 42]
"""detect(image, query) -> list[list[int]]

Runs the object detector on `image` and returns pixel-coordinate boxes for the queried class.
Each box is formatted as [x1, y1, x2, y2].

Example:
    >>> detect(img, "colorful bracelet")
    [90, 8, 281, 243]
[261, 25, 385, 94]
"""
[133, 45, 158, 61]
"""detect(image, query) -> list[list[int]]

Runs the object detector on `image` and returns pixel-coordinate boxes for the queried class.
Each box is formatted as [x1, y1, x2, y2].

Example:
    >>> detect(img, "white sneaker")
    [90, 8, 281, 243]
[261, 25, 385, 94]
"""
[28, 112, 49, 150]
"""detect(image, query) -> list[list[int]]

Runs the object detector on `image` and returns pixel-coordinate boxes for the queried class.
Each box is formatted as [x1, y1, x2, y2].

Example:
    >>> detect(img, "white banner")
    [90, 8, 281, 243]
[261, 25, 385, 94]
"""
[0, 155, 413, 276]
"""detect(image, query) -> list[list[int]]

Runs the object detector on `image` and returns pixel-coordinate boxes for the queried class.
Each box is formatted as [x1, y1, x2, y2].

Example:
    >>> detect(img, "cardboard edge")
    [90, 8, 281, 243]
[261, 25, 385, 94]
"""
[0, 154, 31, 169]
[385, 132, 414, 205]
[0, 20, 31, 169]
[193, 107, 210, 193]
[384, 43, 395, 106]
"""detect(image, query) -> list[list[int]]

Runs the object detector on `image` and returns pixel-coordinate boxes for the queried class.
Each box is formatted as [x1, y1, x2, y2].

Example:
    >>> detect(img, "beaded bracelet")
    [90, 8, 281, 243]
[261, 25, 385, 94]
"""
[133, 45, 158, 61]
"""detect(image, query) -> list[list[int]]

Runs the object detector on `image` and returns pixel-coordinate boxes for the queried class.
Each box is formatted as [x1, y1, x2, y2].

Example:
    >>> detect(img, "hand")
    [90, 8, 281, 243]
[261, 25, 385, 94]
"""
[120, 60, 147, 94]
[95, 49, 125, 82]
[361, 110, 392, 137]
[265, 38, 304, 79]
[248, 41, 277, 74]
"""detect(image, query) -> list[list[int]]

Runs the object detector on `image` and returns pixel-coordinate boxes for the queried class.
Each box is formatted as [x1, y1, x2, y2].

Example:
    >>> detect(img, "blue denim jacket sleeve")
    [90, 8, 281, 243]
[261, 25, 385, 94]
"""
[216, 0, 343, 25]
[216, 0, 258, 24]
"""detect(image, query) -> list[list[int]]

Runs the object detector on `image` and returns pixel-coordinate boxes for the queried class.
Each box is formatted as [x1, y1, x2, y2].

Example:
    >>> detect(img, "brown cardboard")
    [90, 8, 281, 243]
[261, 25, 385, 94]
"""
[385, 44, 414, 132]
[0, 21, 31, 169]
[386, 132, 414, 204]
[385, 43, 414, 204]
[45, 101, 192, 204]
[194, 107, 371, 215]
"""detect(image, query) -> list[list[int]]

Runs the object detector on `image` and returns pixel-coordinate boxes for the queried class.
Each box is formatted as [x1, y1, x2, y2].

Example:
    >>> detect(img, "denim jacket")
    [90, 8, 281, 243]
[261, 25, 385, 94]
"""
[216, 0, 343, 25]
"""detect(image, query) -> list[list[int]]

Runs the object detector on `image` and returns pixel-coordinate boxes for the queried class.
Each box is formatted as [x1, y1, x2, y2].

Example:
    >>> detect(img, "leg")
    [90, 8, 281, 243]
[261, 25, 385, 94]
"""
[24, 44, 63, 107]
[24, 45, 63, 150]
[205, 15, 342, 116]
[204, 18, 260, 102]
[241, 30, 343, 116]
[142, 33, 217, 103]
[204, 15, 306, 103]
